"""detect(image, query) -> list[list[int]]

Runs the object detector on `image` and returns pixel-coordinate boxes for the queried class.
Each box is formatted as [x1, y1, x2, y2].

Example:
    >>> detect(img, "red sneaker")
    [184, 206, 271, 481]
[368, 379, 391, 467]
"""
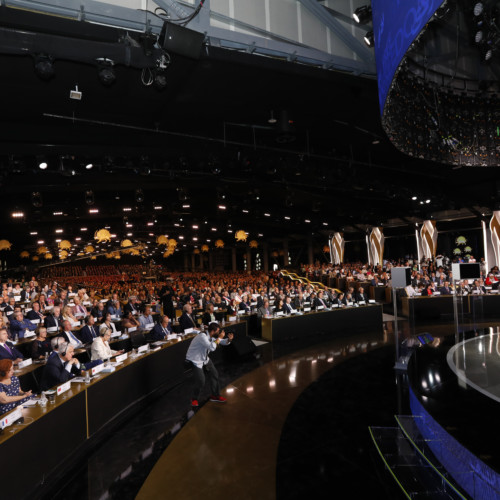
[209, 395, 227, 403]
[191, 399, 199, 407]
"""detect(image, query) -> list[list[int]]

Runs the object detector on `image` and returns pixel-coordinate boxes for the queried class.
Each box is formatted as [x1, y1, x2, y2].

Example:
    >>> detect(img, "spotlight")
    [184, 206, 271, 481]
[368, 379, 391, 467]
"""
[85, 190, 94, 206]
[135, 189, 144, 203]
[85, 163, 93, 170]
[31, 192, 43, 208]
[353, 5, 372, 24]
[34, 54, 55, 80]
[39, 161, 48, 170]
[364, 31, 375, 47]
[154, 70, 167, 90]
[474, 3, 484, 16]
[475, 30, 484, 43]
[97, 58, 116, 86]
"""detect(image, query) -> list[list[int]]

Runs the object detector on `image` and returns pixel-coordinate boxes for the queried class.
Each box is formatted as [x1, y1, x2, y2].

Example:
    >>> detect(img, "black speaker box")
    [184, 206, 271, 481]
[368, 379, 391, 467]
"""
[159, 22, 204, 59]
[230, 336, 256, 357]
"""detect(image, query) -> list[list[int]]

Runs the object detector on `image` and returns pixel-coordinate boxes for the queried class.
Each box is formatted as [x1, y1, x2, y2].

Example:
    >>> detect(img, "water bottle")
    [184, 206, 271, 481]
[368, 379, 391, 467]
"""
[222, 318, 225, 327]
[85, 371, 91, 384]
[44, 352, 49, 363]
[39, 392, 47, 407]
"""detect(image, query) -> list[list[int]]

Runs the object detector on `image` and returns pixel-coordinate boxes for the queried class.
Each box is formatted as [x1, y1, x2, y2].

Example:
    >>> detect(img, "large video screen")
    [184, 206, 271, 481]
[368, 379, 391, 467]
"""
[372, 0, 444, 113]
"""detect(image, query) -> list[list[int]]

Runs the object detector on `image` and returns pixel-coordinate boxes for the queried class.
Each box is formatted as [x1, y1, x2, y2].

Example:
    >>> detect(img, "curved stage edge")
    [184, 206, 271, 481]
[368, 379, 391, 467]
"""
[408, 330, 500, 499]
[136, 330, 390, 500]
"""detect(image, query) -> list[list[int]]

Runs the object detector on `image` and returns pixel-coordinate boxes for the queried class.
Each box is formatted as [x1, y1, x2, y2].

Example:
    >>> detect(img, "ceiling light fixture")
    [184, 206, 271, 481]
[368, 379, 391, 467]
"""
[97, 58, 116, 86]
[364, 31, 375, 47]
[353, 5, 372, 24]
[11, 212, 24, 218]
[39, 161, 48, 170]
[89, 208, 99, 213]
[34, 54, 55, 80]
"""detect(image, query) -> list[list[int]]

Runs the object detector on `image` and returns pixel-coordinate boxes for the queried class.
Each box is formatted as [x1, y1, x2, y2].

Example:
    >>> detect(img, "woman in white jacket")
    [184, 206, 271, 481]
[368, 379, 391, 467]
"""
[91, 328, 123, 361]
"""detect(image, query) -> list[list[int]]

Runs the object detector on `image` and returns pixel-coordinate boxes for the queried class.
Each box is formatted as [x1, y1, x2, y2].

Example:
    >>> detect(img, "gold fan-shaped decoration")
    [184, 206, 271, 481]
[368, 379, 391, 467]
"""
[84, 245, 95, 254]
[249, 240, 258, 249]
[156, 235, 169, 245]
[121, 239, 133, 248]
[58, 240, 71, 250]
[201, 244, 209, 253]
[59, 250, 69, 260]
[45, 253, 53, 260]
[114, 253, 121, 259]
[77, 252, 84, 256]
[215, 239, 224, 249]
[163, 248, 175, 258]
[128, 248, 140, 256]
[193, 248, 200, 255]
[20, 251, 30, 259]
[0, 240, 11, 251]
[271, 251, 278, 257]
[94, 229, 112, 243]
[167, 238, 177, 249]
[37, 246, 48, 255]
[32, 255, 39, 261]
[323, 245, 330, 253]
[90, 255, 97, 260]
[235, 230, 247, 242]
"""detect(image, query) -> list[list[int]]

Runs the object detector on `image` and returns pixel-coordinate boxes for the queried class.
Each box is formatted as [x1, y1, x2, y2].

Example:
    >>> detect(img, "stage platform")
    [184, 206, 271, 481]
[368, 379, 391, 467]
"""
[408, 328, 500, 499]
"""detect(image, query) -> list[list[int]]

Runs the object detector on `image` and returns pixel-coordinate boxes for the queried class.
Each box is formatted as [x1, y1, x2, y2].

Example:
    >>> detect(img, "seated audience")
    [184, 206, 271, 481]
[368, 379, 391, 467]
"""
[40, 342, 84, 391]
[0, 328, 23, 363]
[31, 327, 52, 360]
[0, 359, 32, 415]
[91, 328, 123, 361]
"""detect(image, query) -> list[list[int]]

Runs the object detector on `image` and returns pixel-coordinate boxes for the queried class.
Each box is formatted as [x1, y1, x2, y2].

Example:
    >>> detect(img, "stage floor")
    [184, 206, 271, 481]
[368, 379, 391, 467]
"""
[447, 329, 500, 403]
[409, 326, 500, 477]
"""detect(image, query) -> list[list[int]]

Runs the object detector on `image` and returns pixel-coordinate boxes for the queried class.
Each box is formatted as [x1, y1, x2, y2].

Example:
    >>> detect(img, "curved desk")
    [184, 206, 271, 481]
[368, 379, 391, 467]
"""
[0, 336, 194, 499]
[261, 305, 383, 342]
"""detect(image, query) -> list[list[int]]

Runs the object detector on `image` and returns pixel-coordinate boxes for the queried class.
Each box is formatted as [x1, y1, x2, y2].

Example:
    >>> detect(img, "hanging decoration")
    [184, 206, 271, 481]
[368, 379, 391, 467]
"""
[59, 250, 69, 260]
[45, 253, 53, 260]
[84, 245, 95, 254]
[58, 240, 71, 250]
[163, 248, 175, 258]
[37, 246, 49, 255]
[20, 251, 30, 259]
[456, 236, 467, 246]
[121, 239, 133, 248]
[0, 240, 11, 251]
[32, 255, 39, 261]
[215, 239, 224, 248]
[167, 239, 177, 249]
[201, 244, 209, 253]
[249, 240, 258, 249]
[235, 230, 247, 242]
[193, 249, 200, 254]
[331, 233, 345, 264]
[156, 235, 169, 245]
[94, 229, 112, 243]
[420, 220, 438, 259]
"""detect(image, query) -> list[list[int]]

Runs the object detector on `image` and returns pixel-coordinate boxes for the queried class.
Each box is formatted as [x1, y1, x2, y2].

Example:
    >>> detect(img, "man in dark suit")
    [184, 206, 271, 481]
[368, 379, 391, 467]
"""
[44, 305, 63, 330]
[438, 282, 452, 295]
[282, 296, 294, 314]
[256, 291, 268, 309]
[79, 315, 99, 344]
[40, 342, 83, 391]
[147, 315, 173, 342]
[26, 302, 44, 322]
[0, 327, 23, 363]
[293, 292, 305, 310]
[313, 291, 329, 310]
[123, 297, 139, 316]
[9, 311, 37, 339]
[257, 299, 272, 318]
[179, 303, 198, 332]
[355, 286, 369, 303]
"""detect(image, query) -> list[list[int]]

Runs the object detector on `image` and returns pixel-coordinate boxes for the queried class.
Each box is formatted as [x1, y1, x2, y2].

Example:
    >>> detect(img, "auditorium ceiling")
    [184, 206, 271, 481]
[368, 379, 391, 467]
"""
[0, 7, 498, 260]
